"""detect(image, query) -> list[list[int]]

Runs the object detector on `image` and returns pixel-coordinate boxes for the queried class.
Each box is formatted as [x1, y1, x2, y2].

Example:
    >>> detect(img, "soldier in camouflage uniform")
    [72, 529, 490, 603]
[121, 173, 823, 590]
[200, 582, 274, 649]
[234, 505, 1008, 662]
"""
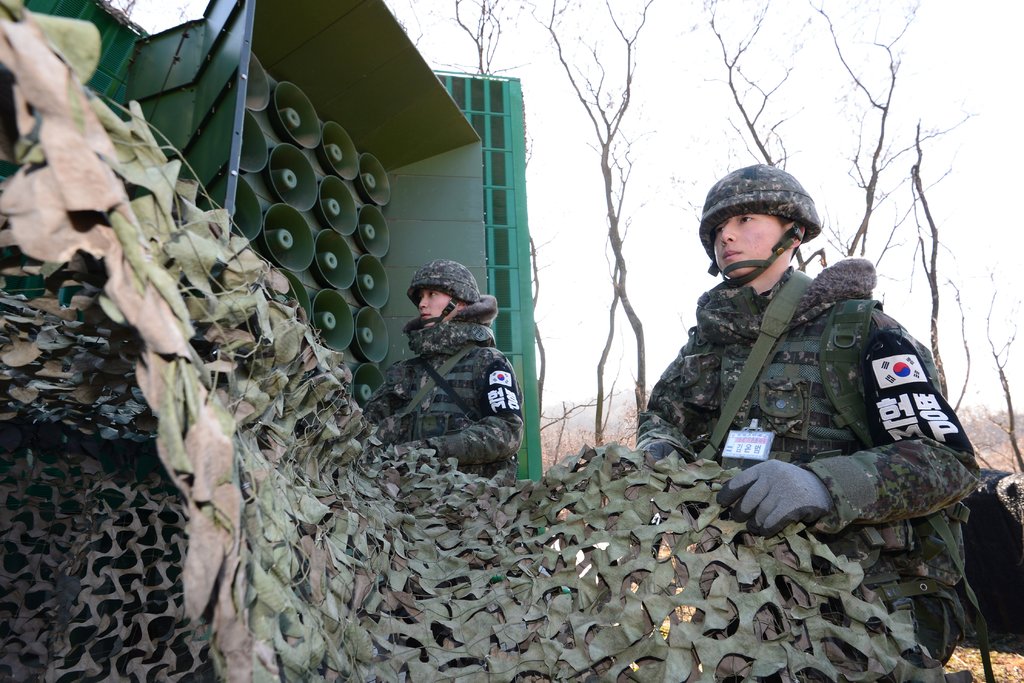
[363, 259, 523, 485]
[637, 165, 979, 668]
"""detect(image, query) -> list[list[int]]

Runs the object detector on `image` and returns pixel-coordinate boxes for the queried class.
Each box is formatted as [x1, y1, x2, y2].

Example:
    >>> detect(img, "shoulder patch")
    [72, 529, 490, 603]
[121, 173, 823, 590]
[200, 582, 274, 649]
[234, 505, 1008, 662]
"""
[861, 330, 972, 453]
[480, 358, 522, 416]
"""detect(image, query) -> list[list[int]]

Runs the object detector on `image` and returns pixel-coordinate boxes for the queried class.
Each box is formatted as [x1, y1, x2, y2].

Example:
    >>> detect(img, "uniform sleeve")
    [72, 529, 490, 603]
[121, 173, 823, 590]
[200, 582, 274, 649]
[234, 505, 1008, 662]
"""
[806, 314, 980, 533]
[636, 329, 711, 459]
[423, 352, 524, 466]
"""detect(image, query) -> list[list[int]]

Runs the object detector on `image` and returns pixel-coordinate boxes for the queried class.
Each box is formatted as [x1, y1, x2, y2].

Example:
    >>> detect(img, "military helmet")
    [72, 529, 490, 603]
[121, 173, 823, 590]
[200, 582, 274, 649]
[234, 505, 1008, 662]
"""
[698, 164, 821, 261]
[406, 259, 481, 305]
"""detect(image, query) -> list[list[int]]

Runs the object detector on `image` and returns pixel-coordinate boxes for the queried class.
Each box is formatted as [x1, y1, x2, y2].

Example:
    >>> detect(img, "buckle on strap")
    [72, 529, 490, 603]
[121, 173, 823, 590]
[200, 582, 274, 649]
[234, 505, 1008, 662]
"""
[874, 577, 941, 602]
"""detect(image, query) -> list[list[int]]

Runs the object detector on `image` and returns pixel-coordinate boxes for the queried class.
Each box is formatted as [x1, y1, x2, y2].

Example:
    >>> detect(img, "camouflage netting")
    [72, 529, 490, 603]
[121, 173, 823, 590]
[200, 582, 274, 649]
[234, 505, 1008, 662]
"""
[0, 4, 945, 681]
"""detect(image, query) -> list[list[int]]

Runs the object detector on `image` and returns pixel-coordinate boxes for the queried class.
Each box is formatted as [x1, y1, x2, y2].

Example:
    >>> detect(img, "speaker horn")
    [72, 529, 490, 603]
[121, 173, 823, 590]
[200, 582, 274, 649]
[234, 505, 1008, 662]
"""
[353, 254, 389, 309]
[314, 175, 357, 235]
[310, 289, 354, 351]
[353, 152, 391, 206]
[278, 268, 311, 316]
[257, 203, 315, 271]
[264, 142, 317, 212]
[316, 120, 358, 180]
[268, 80, 321, 149]
[311, 230, 355, 290]
[245, 53, 271, 112]
[351, 306, 389, 363]
[350, 362, 384, 407]
[354, 204, 390, 258]
[232, 174, 263, 240]
[239, 110, 268, 173]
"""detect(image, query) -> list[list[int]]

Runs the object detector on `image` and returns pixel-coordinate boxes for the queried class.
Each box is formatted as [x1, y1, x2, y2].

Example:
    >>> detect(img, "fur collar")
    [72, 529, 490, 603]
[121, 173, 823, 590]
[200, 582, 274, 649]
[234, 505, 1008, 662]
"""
[403, 294, 499, 333]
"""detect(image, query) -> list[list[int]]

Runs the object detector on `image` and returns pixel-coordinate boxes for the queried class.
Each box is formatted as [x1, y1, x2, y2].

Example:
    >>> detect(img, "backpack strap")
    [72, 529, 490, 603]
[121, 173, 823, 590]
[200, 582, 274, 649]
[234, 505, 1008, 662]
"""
[819, 298, 879, 447]
[396, 344, 474, 419]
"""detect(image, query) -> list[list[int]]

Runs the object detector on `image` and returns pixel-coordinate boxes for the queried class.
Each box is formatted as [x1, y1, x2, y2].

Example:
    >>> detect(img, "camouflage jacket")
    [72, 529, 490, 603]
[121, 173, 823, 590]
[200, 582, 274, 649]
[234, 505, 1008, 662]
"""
[638, 260, 979, 587]
[363, 319, 523, 484]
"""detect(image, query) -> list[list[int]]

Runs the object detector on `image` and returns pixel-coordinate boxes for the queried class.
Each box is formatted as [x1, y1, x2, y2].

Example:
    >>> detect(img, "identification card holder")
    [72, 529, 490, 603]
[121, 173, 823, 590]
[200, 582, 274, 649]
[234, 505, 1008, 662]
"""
[721, 419, 774, 470]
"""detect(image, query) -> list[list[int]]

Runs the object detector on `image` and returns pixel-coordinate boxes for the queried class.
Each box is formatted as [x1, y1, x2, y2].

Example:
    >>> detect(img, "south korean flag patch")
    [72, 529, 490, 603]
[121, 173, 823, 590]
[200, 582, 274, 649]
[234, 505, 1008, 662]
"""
[862, 329, 972, 453]
[481, 359, 522, 416]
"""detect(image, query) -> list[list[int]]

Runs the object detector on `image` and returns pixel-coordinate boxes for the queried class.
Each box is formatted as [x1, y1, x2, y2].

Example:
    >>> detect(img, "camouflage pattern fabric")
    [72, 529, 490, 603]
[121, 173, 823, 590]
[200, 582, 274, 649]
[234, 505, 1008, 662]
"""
[0, 7, 964, 681]
[406, 258, 481, 304]
[699, 164, 823, 261]
[0, 422, 211, 681]
[638, 262, 980, 664]
[364, 320, 523, 484]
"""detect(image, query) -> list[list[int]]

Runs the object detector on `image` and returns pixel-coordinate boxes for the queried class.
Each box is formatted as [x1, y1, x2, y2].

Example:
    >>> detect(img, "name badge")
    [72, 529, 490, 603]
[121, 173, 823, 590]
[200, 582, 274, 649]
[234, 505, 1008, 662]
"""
[721, 419, 774, 469]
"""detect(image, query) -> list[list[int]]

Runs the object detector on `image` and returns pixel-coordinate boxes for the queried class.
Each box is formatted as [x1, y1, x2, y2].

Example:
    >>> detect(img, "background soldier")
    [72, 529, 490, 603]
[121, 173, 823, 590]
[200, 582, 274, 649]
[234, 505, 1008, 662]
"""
[637, 164, 979, 669]
[363, 259, 523, 485]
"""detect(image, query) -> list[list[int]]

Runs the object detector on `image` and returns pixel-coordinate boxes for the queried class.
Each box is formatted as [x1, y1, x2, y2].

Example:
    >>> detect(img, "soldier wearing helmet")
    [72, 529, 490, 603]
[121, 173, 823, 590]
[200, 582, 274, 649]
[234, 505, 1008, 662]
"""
[638, 165, 978, 670]
[362, 259, 523, 484]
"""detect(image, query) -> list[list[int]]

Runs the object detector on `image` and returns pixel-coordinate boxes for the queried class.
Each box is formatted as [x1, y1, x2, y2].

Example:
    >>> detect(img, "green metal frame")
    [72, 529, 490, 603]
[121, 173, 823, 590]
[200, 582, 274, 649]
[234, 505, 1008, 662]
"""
[437, 73, 542, 482]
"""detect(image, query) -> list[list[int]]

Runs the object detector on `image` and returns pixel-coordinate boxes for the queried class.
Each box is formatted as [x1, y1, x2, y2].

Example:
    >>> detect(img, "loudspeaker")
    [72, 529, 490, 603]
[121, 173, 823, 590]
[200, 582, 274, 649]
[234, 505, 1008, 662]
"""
[353, 152, 391, 206]
[244, 53, 270, 112]
[239, 110, 268, 173]
[353, 254, 389, 309]
[316, 120, 358, 180]
[351, 306, 389, 363]
[257, 203, 315, 271]
[268, 80, 321, 149]
[232, 174, 263, 240]
[310, 289, 354, 351]
[279, 268, 311, 315]
[314, 175, 357, 235]
[264, 142, 317, 212]
[350, 362, 384, 407]
[311, 230, 355, 290]
[354, 204, 390, 258]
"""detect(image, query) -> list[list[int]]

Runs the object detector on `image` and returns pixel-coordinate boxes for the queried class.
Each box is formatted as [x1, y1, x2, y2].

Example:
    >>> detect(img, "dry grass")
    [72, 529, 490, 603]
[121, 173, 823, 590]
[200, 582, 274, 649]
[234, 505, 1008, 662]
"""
[948, 633, 1024, 682]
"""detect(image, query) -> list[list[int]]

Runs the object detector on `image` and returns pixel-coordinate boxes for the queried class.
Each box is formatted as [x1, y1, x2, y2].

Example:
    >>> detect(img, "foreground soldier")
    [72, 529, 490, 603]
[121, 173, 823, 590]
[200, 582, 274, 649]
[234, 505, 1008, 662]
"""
[637, 165, 979, 669]
[363, 259, 523, 485]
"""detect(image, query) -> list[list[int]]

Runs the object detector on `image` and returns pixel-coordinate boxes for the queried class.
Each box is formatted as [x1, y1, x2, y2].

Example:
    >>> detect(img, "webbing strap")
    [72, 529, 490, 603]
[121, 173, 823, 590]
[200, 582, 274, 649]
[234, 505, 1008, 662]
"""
[929, 510, 995, 683]
[396, 345, 474, 419]
[819, 299, 878, 447]
[698, 271, 812, 461]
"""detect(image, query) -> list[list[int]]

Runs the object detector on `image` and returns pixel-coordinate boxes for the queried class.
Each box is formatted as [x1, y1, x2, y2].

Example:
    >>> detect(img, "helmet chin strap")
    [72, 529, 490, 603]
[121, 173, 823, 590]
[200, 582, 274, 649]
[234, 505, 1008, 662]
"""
[422, 298, 459, 326]
[719, 225, 804, 288]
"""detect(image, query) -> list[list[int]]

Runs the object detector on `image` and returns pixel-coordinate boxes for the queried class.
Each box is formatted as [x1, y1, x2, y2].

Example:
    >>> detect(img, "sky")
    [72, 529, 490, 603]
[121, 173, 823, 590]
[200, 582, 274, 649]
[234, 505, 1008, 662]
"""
[127, 0, 1022, 418]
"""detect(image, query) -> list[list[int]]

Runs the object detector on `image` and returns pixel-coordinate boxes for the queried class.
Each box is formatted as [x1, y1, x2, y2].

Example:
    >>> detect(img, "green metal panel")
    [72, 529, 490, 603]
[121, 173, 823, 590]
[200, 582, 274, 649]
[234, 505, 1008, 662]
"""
[438, 73, 543, 482]
[252, 0, 479, 171]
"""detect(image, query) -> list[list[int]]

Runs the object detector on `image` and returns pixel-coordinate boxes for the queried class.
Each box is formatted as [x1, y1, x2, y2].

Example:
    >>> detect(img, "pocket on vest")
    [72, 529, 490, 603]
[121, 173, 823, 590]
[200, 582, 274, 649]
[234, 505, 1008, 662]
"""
[759, 378, 810, 439]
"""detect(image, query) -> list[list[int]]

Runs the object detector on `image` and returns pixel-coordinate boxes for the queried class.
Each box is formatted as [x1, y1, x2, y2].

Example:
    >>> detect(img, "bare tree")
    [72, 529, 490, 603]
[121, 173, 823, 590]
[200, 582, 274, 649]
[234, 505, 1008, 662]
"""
[542, 0, 653, 444]
[948, 282, 972, 412]
[454, 0, 502, 74]
[530, 235, 546, 410]
[910, 122, 948, 395]
[707, 1, 792, 167]
[986, 291, 1023, 471]
[813, 3, 915, 260]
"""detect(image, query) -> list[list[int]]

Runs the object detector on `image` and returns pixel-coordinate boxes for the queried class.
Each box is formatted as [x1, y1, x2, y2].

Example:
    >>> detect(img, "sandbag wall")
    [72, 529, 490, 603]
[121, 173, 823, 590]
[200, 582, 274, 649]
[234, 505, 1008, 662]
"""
[234, 55, 387, 407]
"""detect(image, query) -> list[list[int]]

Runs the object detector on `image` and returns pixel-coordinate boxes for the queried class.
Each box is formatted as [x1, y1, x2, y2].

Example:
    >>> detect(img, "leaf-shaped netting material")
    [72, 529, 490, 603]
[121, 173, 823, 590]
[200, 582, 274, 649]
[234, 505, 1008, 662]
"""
[0, 6, 944, 682]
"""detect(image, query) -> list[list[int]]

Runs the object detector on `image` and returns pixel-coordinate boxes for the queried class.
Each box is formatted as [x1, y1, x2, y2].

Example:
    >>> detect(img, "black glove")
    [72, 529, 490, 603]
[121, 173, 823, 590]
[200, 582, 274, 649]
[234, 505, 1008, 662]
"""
[716, 460, 833, 536]
[643, 440, 679, 462]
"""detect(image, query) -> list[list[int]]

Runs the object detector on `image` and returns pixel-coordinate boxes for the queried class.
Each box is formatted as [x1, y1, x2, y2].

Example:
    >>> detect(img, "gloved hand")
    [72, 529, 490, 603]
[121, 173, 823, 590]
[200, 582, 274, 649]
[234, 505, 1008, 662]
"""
[643, 440, 679, 462]
[716, 460, 833, 536]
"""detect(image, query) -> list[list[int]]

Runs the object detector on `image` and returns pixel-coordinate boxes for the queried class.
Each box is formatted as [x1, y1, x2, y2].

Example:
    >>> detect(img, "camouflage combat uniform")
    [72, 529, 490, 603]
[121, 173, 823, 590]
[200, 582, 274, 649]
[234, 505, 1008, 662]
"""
[638, 258, 980, 665]
[363, 266, 523, 485]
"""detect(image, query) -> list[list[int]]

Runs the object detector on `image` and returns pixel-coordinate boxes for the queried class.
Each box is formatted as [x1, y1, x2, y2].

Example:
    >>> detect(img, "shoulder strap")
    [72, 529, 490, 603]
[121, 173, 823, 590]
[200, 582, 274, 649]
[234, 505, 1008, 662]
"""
[396, 345, 474, 418]
[699, 271, 812, 461]
[819, 299, 879, 446]
[418, 352, 476, 417]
